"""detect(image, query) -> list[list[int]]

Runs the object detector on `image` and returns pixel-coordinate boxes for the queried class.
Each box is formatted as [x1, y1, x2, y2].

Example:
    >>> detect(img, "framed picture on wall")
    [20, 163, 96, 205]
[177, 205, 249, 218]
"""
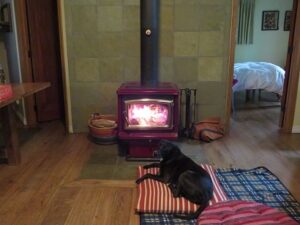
[261, 10, 279, 31]
[284, 11, 292, 31]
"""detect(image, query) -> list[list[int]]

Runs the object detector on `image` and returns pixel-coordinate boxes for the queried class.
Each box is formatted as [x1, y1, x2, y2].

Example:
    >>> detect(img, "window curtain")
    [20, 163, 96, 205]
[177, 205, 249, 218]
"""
[237, 0, 255, 44]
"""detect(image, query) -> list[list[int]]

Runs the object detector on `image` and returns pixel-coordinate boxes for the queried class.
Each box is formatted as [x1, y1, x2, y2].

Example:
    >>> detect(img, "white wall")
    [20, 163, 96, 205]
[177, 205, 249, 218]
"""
[235, 0, 293, 67]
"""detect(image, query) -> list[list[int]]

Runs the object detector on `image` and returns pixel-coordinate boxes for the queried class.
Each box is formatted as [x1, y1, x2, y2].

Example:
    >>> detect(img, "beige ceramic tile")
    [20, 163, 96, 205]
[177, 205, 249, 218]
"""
[198, 31, 224, 56]
[99, 57, 124, 82]
[123, 57, 140, 81]
[159, 57, 174, 82]
[98, 32, 123, 57]
[160, 32, 174, 57]
[71, 82, 119, 123]
[123, 0, 139, 5]
[198, 6, 226, 31]
[174, 58, 198, 82]
[196, 82, 225, 105]
[174, 32, 198, 57]
[97, 6, 122, 31]
[122, 32, 140, 57]
[175, 0, 199, 5]
[161, 0, 174, 5]
[196, 104, 225, 121]
[160, 6, 174, 31]
[63, 4, 73, 36]
[65, 0, 97, 5]
[198, 0, 229, 5]
[71, 6, 97, 34]
[97, 82, 119, 111]
[97, 0, 122, 5]
[70, 36, 98, 57]
[198, 57, 224, 82]
[174, 4, 200, 31]
[74, 58, 99, 82]
[123, 6, 140, 31]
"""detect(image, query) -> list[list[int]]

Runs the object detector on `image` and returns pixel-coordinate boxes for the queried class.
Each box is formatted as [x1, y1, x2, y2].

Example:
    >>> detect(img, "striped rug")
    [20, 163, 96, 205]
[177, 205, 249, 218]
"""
[136, 164, 228, 214]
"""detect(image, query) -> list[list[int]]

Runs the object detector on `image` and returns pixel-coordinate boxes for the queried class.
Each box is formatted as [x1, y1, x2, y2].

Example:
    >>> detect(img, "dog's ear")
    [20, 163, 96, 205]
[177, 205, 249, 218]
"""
[159, 139, 171, 146]
[159, 140, 173, 151]
[159, 140, 177, 159]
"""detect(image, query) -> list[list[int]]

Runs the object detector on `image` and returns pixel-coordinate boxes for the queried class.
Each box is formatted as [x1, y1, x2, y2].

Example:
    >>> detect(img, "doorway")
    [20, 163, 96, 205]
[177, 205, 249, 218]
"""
[15, 0, 64, 126]
[226, 0, 300, 133]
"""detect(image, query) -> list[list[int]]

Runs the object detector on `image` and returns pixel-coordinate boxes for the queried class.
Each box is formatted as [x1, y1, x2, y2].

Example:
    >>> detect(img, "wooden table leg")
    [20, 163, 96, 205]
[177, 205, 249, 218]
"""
[0, 105, 20, 165]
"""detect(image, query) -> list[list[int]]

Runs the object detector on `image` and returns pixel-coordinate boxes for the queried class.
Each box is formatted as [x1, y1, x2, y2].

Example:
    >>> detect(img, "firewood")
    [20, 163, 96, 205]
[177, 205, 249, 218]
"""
[91, 119, 116, 128]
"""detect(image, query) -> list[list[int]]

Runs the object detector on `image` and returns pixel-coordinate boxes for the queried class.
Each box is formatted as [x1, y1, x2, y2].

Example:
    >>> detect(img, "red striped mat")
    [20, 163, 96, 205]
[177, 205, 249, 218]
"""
[197, 200, 298, 225]
[136, 164, 228, 213]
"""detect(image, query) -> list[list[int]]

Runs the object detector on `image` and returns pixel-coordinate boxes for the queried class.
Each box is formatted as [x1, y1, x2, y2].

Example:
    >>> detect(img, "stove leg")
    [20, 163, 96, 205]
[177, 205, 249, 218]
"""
[117, 140, 128, 157]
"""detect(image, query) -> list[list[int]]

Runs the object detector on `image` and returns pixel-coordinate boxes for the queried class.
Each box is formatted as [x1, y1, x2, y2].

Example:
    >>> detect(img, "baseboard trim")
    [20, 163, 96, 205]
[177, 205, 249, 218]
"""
[292, 125, 300, 133]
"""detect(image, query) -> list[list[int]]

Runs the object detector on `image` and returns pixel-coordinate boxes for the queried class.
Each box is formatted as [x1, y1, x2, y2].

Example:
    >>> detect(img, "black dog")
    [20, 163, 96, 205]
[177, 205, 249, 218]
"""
[136, 140, 213, 220]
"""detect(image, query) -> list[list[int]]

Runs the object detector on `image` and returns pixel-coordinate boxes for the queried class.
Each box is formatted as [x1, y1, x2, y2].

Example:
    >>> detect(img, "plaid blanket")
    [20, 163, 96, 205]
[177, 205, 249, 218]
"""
[215, 167, 300, 223]
[140, 166, 300, 225]
[141, 214, 196, 225]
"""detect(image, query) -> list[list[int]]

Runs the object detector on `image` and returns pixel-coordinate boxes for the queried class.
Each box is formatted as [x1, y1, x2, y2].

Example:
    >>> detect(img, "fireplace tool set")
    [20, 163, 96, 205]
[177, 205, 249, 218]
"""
[180, 88, 197, 138]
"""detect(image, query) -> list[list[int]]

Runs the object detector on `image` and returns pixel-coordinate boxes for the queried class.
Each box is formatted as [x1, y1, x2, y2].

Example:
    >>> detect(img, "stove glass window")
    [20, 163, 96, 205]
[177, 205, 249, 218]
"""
[124, 99, 173, 129]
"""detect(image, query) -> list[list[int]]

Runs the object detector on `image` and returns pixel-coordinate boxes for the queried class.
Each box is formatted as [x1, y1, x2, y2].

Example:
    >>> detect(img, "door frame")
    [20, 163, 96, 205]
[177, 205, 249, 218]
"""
[14, 0, 71, 131]
[226, 0, 300, 133]
[14, 0, 36, 127]
[57, 0, 72, 133]
[281, 0, 300, 132]
[225, 0, 239, 133]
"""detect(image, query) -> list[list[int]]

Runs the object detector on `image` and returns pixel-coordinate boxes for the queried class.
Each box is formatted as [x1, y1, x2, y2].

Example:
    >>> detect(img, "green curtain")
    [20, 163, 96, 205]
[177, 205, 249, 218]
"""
[237, 0, 255, 45]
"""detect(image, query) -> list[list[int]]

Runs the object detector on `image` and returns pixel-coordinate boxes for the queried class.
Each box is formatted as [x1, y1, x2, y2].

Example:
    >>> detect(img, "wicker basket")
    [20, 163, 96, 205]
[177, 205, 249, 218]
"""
[88, 114, 118, 138]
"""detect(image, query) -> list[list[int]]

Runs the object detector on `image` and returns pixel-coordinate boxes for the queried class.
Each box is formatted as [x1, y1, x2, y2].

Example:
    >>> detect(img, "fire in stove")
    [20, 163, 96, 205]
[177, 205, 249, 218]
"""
[125, 99, 172, 129]
[117, 82, 179, 160]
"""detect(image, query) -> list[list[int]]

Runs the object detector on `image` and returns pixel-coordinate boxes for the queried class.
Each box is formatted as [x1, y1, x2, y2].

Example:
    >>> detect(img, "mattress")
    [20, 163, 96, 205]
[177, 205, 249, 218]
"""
[233, 62, 285, 95]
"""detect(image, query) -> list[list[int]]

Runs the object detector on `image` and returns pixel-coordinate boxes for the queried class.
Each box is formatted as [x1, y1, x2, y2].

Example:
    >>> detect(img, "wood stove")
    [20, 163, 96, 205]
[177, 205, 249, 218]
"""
[117, 0, 179, 159]
[117, 82, 179, 159]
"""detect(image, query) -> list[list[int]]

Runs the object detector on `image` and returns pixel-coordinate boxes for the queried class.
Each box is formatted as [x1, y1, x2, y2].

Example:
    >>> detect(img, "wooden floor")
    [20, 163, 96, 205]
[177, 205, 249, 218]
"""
[0, 107, 299, 225]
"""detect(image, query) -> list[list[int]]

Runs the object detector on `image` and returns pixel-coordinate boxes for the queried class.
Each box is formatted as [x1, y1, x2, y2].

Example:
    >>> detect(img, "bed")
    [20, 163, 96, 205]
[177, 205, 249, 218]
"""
[233, 62, 285, 95]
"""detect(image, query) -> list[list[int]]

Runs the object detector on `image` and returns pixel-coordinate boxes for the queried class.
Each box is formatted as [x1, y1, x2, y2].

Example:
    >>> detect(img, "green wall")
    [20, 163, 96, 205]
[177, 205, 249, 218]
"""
[235, 0, 293, 67]
[63, 0, 232, 132]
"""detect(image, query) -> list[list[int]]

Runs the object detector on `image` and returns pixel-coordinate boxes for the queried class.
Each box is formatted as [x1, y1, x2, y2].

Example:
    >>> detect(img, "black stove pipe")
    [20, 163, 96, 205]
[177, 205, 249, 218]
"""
[140, 0, 160, 87]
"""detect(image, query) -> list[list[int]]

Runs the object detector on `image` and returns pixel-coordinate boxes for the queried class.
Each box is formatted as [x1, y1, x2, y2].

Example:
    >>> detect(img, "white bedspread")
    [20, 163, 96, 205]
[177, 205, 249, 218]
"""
[233, 62, 285, 95]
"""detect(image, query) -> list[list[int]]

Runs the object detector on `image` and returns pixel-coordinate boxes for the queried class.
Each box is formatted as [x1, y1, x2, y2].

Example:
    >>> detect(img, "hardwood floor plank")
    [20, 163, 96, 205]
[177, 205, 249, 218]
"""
[64, 187, 104, 225]
[10, 135, 88, 225]
[109, 188, 133, 225]
[39, 187, 81, 225]
[92, 188, 133, 225]
[65, 179, 135, 188]
[129, 187, 140, 225]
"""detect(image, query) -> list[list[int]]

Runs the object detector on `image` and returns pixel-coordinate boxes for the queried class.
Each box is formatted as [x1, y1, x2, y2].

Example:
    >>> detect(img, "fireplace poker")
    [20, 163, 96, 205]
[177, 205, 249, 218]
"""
[180, 88, 197, 138]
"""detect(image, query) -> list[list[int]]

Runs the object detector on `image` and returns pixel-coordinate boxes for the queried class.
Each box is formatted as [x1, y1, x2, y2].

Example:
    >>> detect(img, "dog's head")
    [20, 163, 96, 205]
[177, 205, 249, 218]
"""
[158, 140, 181, 160]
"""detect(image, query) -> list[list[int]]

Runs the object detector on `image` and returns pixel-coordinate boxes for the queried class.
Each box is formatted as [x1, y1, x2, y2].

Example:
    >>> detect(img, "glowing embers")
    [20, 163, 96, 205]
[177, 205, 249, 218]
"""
[125, 99, 173, 129]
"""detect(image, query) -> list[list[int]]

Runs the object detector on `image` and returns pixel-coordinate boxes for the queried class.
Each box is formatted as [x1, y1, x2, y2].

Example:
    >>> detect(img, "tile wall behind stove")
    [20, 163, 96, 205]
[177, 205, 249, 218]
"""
[63, 0, 232, 132]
